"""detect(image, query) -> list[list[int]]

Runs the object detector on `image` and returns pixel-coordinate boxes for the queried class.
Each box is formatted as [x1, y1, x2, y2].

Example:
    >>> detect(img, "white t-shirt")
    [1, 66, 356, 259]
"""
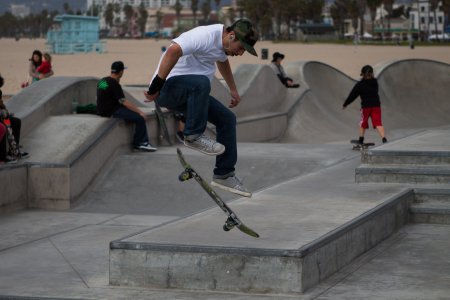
[153, 24, 228, 82]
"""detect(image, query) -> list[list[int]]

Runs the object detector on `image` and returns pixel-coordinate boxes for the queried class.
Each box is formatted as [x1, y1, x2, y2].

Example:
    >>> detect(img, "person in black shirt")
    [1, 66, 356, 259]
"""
[97, 61, 156, 152]
[343, 65, 387, 144]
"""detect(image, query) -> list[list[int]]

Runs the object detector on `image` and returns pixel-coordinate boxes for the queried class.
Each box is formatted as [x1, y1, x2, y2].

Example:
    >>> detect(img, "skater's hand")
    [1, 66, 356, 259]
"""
[144, 91, 158, 102]
[139, 111, 148, 120]
[229, 89, 241, 108]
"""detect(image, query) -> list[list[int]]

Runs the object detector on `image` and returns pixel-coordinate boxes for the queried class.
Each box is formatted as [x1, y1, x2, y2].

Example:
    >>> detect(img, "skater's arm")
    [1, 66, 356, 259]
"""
[156, 43, 182, 80]
[217, 60, 240, 108]
[145, 43, 183, 102]
[343, 83, 360, 108]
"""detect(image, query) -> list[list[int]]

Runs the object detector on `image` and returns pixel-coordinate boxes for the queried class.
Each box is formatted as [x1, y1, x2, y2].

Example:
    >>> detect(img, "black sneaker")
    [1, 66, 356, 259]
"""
[382, 137, 388, 143]
[20, 152, 30, 159]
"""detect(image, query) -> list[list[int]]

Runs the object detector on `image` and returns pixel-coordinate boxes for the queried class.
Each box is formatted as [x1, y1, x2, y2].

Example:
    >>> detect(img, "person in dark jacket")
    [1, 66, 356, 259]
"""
[342, 65, 387, 144]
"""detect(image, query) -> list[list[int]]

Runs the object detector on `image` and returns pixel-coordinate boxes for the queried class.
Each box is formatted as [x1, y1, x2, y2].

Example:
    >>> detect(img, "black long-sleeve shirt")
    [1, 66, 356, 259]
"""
[343, 78, 380, 108]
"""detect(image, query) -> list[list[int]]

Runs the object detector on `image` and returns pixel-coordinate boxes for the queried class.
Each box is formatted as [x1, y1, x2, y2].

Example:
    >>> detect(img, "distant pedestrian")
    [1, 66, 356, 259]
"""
[28, 50, 54, 84]
[36, 53, 53, 78]
[342, 65, 387, 145]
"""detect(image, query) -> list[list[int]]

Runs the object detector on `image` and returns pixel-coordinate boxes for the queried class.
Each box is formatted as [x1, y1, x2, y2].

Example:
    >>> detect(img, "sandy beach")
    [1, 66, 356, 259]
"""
[1, 37, 449, 96]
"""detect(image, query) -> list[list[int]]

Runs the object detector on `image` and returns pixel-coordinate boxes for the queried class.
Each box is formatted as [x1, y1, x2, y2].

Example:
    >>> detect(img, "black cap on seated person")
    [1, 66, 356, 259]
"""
[111, 61, 127, 73]
[272, 52, 285, 62]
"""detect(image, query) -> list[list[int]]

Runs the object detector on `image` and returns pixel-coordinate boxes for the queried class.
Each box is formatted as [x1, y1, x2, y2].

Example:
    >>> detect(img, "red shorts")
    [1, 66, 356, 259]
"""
[360, 107, 382, 129]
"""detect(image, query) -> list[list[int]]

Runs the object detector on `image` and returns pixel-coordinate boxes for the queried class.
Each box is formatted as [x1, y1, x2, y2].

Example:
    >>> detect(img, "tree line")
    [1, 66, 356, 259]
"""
[1, 0, 448, 40]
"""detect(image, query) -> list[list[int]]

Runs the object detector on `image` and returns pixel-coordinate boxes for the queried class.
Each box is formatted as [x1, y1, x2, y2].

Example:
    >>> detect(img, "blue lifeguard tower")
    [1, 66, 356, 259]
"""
[47, 14, 106, 54]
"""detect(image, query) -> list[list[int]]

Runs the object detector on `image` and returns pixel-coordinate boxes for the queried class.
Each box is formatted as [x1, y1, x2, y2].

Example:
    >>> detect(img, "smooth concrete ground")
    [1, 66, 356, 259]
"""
[0, 138, 449, 299]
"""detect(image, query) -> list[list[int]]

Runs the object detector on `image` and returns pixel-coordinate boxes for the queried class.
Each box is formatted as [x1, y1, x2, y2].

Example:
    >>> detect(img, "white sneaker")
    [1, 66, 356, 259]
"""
[134, 142, 157, 152]
[211, 175, 252, 197]
[184, 134, 225, 156]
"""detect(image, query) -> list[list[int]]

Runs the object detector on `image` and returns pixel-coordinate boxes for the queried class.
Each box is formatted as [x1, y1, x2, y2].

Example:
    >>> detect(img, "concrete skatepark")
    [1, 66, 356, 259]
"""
[0, 59, 449, 299]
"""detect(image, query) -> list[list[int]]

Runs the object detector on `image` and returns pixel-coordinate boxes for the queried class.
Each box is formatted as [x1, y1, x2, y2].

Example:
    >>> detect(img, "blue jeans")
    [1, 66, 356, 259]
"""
[157, 75, 237, 176]
[112, 107, 149, 147]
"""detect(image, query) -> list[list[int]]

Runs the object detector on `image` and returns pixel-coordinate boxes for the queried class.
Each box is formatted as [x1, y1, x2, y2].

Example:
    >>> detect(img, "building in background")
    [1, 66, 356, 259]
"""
[47, 15, 106, 54]
[409, 0, 446, 40]
[10, 4, 30, 18]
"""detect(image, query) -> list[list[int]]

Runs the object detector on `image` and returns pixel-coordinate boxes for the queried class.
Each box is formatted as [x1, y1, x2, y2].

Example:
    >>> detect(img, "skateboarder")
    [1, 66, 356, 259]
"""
[97, 61, 157, 152]
[144, 19, 258, 197]
[342, 65, 387, 145]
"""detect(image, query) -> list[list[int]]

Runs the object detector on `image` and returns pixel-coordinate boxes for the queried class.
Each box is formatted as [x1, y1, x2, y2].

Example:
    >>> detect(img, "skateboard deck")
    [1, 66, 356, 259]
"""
[176, 148, 259, 238]
[154, 102, 172, 146]
[350, 139, 375, 150]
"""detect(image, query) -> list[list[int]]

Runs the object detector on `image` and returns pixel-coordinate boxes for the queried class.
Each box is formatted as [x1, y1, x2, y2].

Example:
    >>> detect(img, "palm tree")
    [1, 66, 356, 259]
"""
[443, 0, 450, 38]
[63, 2, 70, 14]
[356, 0, 366, 36]
[123, 4, 134, 36]
[191, 0, 199, 27]
[331, 0, 357, 39]
[173, 0, 183, 30]
[383, 0, 395, 37]
[201, 0, 211, 23]
[367, 0, 382, 35]
[137, 3, 148, 38]
[104, 3, 114, 29]
[429, 0, 440, 40]
[156, 9, 163, 37]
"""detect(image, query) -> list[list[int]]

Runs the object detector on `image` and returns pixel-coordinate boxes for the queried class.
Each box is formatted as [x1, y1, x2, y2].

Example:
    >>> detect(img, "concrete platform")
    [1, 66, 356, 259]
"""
[1, 60, 450, 299]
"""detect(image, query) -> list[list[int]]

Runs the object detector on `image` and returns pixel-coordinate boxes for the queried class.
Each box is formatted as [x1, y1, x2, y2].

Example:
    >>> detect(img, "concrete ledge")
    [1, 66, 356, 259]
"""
[410, 188, 450, 224]
[0, 164, 28, 212]
[109, 189, 412, 294]
[363, 150, 450, 165]
[356, 165, 450, 184]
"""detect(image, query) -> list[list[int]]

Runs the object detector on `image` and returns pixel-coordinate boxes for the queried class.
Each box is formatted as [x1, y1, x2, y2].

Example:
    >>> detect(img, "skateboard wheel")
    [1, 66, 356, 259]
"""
[223, 217, 235, 231]
[178, 171, 191, 182]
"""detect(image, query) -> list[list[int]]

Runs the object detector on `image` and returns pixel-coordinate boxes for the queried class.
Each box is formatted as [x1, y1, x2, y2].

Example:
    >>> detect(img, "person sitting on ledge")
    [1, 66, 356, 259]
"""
[270, 51, 300, 88]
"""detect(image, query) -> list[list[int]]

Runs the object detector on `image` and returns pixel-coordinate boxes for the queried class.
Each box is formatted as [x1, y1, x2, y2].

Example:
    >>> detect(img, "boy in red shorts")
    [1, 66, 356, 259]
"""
[343, 65, 387, 145]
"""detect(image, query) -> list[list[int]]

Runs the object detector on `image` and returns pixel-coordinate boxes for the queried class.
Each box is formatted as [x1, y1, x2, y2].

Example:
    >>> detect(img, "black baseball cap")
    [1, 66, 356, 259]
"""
[360, 65, 373, 75]
[272, 52, 285, 62]
[111, 61, 127, 73]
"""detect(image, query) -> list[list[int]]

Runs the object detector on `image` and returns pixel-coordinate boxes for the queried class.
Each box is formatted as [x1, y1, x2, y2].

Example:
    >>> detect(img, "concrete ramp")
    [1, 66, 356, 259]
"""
[282, 61, 358, 143]
[281, 59, 450, 144]
[377, 59, 450, 130]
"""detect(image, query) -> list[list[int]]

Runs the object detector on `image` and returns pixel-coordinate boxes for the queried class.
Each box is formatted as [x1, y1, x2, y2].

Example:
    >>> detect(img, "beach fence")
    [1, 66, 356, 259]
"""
[46, 14, 106, 54]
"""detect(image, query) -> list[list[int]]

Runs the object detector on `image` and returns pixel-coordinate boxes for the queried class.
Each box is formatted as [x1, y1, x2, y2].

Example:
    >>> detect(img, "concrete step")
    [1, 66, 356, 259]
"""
[409, 189, 450, 224]
[108, 156, 412, 295]
[362, 149, 450, 166]
[356, 164, 450, 184]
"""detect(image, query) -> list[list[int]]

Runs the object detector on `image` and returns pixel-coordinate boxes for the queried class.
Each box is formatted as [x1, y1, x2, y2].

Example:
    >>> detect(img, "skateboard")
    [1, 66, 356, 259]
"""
[176, 148, 259, 238]
[350, 139, 375, 151]
[1, 110, 21, 160]
[154, 102, 172, 146]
